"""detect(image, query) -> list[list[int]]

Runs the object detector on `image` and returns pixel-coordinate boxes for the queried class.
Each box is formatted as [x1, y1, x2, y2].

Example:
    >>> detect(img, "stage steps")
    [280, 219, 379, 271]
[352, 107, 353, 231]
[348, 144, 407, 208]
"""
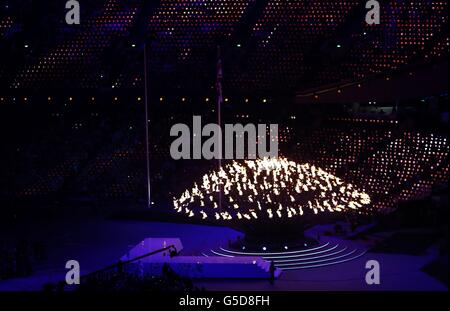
[206, 241, 367, 270]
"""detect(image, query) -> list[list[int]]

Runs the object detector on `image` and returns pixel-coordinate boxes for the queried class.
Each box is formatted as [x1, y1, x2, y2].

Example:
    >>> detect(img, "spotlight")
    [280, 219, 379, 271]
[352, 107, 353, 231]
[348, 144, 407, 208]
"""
[262, 247, 267, 251]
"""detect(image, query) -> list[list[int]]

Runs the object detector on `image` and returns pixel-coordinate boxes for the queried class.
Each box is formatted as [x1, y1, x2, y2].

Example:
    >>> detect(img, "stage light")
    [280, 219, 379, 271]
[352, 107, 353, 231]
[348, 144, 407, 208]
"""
[284, 246, 288, 250]
[262, 247, 267, 251]
[205, 97, 210, 102]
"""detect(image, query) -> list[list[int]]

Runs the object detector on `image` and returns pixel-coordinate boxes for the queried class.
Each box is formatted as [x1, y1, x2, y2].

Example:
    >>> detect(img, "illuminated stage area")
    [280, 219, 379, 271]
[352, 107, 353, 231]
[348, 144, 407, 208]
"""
[172, 157, 374, 250]
[0, 219, 446, 291]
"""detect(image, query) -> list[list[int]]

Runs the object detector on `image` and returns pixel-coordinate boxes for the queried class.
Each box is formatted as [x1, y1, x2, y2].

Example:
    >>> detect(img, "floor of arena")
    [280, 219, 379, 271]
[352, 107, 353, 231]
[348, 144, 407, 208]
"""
[0, 218, 446, 291]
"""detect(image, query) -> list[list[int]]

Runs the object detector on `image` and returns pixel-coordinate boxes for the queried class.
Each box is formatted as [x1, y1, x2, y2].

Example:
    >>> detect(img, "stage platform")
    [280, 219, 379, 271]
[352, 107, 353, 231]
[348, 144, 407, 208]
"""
[121, 237, 282, 279]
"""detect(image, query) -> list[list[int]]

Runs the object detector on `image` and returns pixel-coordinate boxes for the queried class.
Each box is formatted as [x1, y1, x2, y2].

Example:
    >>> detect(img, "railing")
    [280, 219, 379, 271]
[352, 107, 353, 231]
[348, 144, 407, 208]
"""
[48, 245, 178, 290]
[80, 244, 177, 282]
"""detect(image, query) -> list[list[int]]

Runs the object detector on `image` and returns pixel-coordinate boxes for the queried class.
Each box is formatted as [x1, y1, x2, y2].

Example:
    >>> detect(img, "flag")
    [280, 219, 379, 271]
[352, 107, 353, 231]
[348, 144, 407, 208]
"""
[216, 46, 223, 110]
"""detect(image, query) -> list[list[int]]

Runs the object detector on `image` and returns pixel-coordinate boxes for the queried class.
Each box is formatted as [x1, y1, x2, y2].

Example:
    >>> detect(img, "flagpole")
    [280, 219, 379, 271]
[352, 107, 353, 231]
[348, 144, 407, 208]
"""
[144, 43, 151, 208]
[217, 46, 223, 210]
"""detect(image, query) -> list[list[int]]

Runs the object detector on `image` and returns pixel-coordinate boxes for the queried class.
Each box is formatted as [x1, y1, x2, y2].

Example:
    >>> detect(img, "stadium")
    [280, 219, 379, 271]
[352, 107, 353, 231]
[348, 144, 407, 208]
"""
[0, 0, 448, 294]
